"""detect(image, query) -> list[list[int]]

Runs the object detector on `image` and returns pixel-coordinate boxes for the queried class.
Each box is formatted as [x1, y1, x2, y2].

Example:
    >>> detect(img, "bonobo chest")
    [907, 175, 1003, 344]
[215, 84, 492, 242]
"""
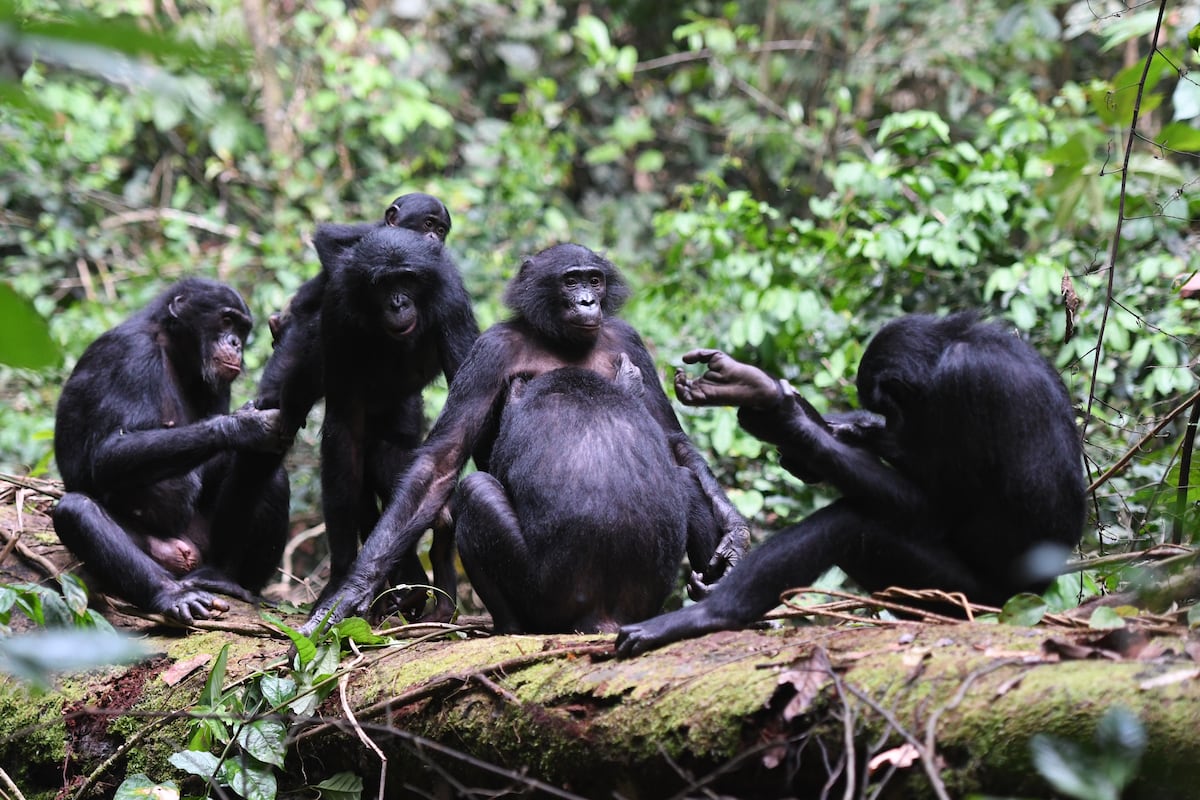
[506, 330, 623, 383]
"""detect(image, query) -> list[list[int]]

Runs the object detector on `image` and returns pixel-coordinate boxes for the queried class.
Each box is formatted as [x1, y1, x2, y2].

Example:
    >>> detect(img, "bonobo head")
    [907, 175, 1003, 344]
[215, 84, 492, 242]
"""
[503, 243, 630, 346]
[328, 226, 445, 345]
[385, 192, 452, 243]
[856, 312, 980, 433]
[158, 278, 252, 388]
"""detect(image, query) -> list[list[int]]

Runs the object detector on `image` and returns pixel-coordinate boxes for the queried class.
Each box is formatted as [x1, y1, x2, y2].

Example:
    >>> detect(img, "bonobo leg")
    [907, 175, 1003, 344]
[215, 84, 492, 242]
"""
[53, 493, 229, 623]
[205, 451, 290, 592]
[454, 472, 531, 633]
[616, 500, 990, 657]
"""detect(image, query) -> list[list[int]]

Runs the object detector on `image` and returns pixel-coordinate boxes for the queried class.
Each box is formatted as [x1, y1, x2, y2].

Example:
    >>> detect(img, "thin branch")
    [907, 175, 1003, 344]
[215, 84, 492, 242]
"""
[1080, 0, 1168, 450]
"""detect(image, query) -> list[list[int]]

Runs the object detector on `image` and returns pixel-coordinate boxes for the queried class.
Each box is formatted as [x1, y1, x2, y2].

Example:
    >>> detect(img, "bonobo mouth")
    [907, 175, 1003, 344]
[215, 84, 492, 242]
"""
[215, 359, 242, 381]
[387, 321, 418, 339]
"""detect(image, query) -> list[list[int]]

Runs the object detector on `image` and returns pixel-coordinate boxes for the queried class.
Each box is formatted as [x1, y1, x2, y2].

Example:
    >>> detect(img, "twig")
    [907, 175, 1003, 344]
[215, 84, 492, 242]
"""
[0, 765, 27, 800]
[1087, 388, 1200, 493]
[1080, 0, 1168, 447]
[0, 528, 61, 579]
[98, 208, 263, 245]
[339, 641, 387, 800]
[1173, 397, 1200, 545]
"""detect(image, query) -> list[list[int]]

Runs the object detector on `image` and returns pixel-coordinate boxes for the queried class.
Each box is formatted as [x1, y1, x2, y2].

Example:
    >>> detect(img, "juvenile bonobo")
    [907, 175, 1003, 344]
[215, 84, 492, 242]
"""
[301, 243, 751, 634]
[53, 278, 290, 623]
[616, 312, 1086, 656]
[257, 192, 453, 434]
[455, 355, 702, 632]
[313, 226, 478, 620]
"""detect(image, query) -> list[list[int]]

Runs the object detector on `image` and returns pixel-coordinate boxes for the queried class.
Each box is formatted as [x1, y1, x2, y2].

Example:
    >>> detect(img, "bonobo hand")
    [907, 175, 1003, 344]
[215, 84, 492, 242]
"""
[227, 403, 292, 453]
[299, 578, 373, 636]
[674, 350, 785, 409]
[152, 583, 229, 625]
[688, 523, 750, 599]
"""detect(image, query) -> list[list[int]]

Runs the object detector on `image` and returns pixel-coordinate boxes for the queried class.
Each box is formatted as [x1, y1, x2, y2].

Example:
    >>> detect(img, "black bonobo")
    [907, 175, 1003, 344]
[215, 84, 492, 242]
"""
[257, 192, 453, 434]
[301, 243, 751, 634]
[311, 226, 478, 620]
[616, 312, 1086, 656]
[53, 278, 291, 623]
[455, 355, 700, 632]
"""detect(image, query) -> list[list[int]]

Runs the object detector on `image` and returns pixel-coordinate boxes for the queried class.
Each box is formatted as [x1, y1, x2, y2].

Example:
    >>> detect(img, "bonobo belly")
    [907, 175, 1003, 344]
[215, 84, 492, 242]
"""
[106, 471, 203, 538]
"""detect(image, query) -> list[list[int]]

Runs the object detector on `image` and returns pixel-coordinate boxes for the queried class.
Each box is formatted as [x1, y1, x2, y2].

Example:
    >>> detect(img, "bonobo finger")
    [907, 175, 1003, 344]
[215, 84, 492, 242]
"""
[687, 570, 715, 601]
[680, 349, 723, 365]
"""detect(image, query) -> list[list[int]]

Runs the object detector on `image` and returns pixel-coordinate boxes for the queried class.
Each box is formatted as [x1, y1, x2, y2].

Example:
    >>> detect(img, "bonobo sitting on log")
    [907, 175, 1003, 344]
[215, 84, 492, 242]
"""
[617, 312, 1086, 656]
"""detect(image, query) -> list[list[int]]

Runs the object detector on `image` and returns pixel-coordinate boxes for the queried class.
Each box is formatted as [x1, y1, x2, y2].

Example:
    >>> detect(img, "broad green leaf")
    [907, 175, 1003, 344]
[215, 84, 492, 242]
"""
[0, 283, 60, 370]
[114, 773, 179, 800]
[998, 593, 1047, 626]
[314, 772, 364, 800]
[236, 718, 288, 768]
[1087, 606, 1126, 630]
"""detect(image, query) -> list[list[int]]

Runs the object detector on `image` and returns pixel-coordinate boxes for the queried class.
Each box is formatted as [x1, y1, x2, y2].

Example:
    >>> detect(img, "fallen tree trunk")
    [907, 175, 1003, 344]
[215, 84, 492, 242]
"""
[2, 479, 1200, 799]
[2, 611, 1200, 799]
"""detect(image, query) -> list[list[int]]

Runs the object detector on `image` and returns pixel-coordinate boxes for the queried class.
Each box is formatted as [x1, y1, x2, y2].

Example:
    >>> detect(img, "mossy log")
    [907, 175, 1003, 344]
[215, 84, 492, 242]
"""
[3, 481, 1200, 799]
[2, 604, 1200, 799]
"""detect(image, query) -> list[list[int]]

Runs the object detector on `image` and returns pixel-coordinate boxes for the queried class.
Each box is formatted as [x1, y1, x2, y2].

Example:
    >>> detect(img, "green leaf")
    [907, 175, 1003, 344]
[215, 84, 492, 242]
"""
[0, 283, 60, 370]
[313, 772, 364, 800]
[998, 593, 1047, 626]
[1030, 735, 1106, 800]
[222, 754, 277, 800]
[263, 612, 316, 667]
[259, 674, 297, 709]
[0, 629, 148, 688]
[333, 616, 390, 646]
[1188, 22, 1200, 53]
[1187, 604, 1200, 629]
[236, 718, 288, 768]
[58, 573, 90, 618]
[1087, 606, 1126, 630]
[114, 773, 179, 799]
[167, 749, 222, 779]
[200, 644, 230, 708]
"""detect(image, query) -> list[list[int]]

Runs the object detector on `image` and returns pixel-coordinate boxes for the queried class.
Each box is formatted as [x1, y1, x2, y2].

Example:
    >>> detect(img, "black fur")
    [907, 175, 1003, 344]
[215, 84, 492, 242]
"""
[53, 278, 289, 623]
[616, 312, 1087, 656]
[302, 243, 750, 634]
[314, 225, 478, 619]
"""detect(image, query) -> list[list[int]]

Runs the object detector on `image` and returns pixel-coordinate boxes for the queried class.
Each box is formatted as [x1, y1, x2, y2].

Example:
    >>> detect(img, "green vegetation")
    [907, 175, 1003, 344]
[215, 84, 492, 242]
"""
[3, 1, 1200, 795]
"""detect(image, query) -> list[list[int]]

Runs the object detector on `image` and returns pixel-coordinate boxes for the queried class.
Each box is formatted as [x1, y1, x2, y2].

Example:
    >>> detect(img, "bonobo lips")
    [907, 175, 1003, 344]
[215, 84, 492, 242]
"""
[215, 359, 242, 381]
[387, 321, 418, 339]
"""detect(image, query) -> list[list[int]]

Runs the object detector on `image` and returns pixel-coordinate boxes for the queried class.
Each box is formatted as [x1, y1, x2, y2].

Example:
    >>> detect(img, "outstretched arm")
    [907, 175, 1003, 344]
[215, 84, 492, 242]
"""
[673, 350, 788, 409]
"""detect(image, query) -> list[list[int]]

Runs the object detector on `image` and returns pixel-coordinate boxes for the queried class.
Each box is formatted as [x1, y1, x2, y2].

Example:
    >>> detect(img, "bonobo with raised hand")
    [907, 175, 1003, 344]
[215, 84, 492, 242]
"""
[53, 278, 291, 623]
[617, 312, 1086, 657]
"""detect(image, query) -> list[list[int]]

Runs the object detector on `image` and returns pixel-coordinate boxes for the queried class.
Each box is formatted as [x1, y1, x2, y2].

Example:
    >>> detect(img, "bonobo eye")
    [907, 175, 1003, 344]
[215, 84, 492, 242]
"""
[590, 276, 602, 288]
[423, 219, 434, 230]
[564, 276, 578, 288]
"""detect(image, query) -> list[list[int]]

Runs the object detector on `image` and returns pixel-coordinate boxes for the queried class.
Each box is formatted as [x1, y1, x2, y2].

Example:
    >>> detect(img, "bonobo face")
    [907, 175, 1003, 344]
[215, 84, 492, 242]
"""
[560, 267, 605, 338]
[385, 193, 451, 243]
[378, 274, 423, 341]
[209, 308, 251, 383]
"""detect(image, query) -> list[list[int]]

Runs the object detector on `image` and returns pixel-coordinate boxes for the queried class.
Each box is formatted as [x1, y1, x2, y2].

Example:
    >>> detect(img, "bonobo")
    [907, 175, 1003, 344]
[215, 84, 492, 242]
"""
[257, 192, 453, 434]
[616, 312, 1086, 656]
[312, 226, 478, 619]
[301, 243, 751, 634]
[53, 278, 290, 623]
[454, 355, 705, 632]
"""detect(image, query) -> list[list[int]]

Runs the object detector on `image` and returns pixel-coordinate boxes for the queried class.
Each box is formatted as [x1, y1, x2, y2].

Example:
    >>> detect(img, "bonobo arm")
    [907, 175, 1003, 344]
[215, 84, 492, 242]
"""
[90, 406, 287, 492]
[299, 333, 507, 634]
[738, 399, 926, 517]
[616, 329, 751, 590]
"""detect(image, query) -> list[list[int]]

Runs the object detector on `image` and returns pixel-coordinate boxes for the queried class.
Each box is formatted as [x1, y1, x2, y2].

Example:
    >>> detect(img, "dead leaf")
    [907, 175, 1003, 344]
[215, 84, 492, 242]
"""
[161, 653, 212, 686]
[772, 648, 833, 722]
[868, 743, 921, 773]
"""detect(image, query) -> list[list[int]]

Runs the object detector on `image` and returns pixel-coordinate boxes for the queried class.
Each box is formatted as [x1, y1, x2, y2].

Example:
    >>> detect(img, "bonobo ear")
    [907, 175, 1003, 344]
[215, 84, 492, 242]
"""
[384, 205, 400, 227]
[168, 294, 186, 319]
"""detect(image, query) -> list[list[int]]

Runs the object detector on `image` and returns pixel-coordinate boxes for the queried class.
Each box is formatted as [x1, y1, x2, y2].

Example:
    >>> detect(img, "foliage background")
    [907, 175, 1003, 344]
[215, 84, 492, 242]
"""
[4, 0, 1200, 606]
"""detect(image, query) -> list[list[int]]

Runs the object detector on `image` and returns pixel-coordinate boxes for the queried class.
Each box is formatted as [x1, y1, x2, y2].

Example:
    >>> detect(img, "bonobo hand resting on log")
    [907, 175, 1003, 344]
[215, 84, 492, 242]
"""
[301, 243, 750, 635]
[53, 278, 291, 624]
[617, 312, 1086, 657]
